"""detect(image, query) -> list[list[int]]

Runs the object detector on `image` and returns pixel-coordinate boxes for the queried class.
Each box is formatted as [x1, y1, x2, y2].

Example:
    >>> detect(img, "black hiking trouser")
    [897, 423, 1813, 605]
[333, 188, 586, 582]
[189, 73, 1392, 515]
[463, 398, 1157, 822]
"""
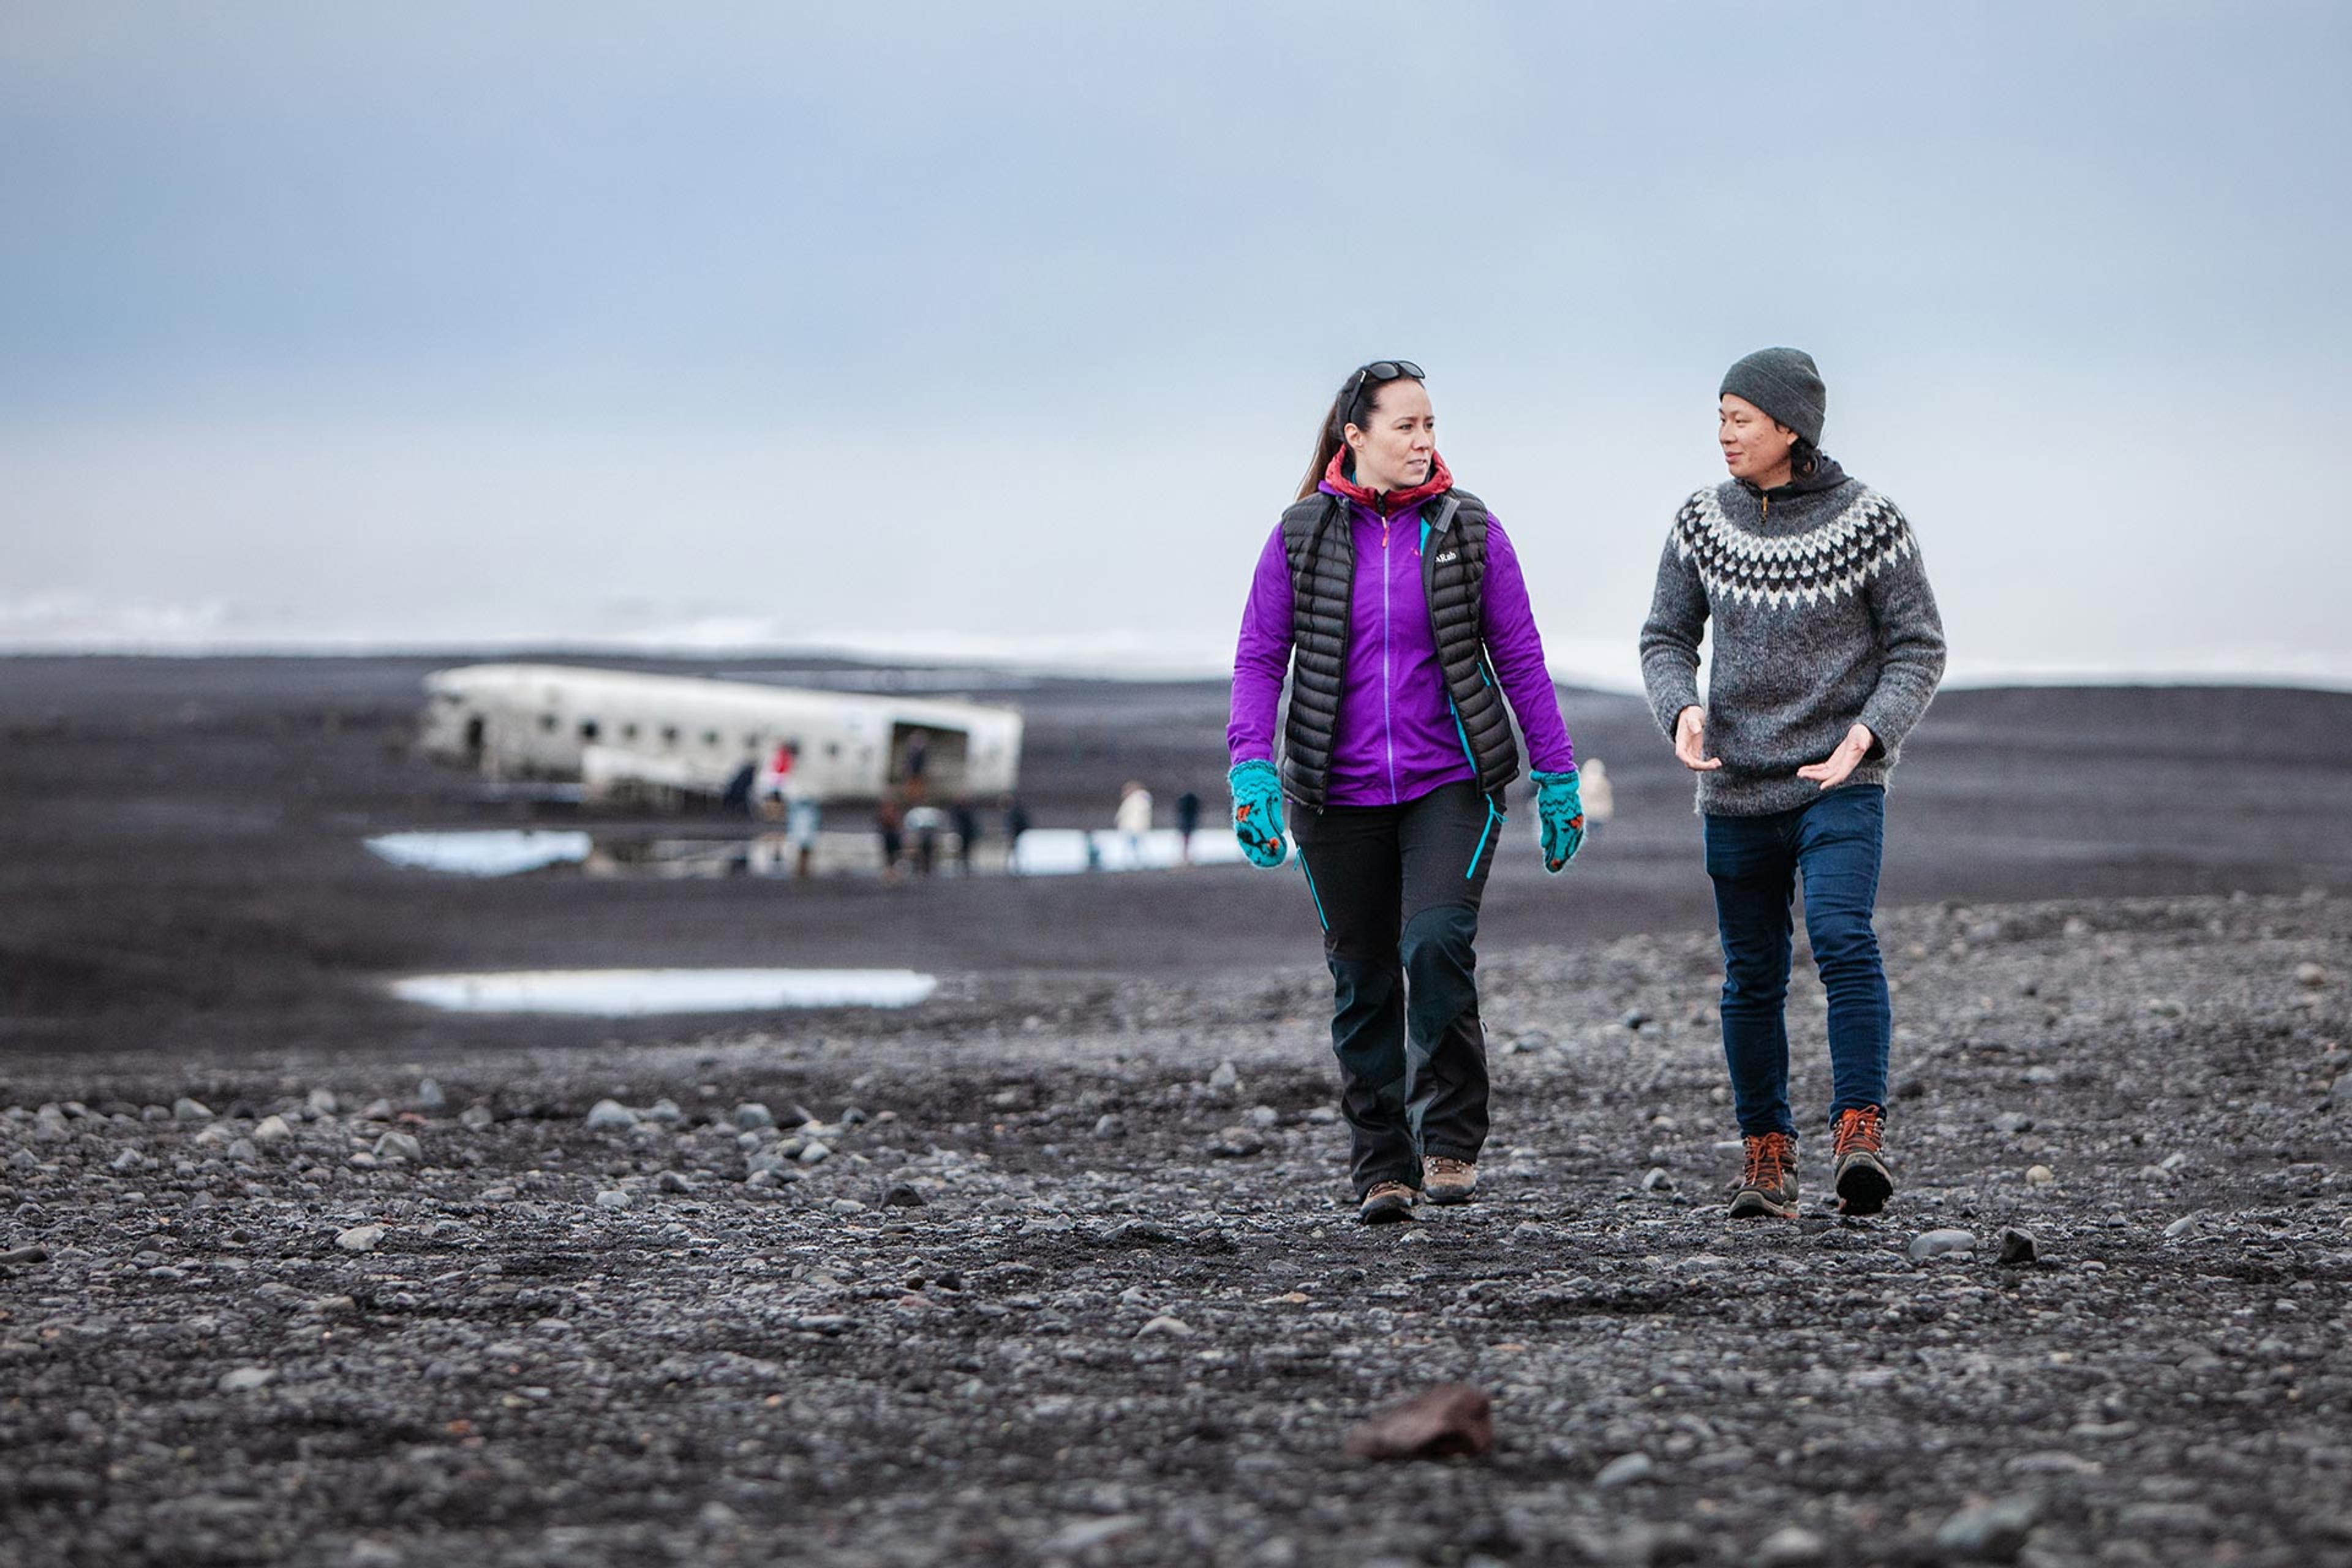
[1291, 780, 1504, 1196]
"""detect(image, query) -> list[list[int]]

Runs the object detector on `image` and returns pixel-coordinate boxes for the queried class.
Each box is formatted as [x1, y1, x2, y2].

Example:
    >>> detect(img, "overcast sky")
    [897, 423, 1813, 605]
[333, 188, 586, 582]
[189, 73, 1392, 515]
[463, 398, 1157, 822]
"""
[3, 3, 2346, 686]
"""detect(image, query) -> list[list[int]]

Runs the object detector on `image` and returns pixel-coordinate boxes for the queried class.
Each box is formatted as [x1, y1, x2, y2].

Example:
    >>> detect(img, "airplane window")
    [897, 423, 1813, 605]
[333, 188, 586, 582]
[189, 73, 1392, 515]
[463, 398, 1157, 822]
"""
[703, 729, 720, 747]
[540, 714, 558, 732]
[826, 742, 840, 757]
[662, 726, 679, 745]
[622, 723, 639, 741]
[579, 720, 600, 741]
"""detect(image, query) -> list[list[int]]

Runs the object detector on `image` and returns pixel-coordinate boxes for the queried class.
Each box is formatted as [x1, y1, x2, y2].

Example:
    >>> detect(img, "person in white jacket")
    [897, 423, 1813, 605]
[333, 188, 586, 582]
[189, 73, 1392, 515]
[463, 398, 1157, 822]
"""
[1115, 782, 1153, 868]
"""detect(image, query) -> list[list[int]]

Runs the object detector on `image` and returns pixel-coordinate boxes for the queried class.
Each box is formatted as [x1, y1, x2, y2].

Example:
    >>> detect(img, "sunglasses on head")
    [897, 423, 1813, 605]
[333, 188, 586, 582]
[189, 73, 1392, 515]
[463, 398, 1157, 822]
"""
[1343, 360, 1425, 412]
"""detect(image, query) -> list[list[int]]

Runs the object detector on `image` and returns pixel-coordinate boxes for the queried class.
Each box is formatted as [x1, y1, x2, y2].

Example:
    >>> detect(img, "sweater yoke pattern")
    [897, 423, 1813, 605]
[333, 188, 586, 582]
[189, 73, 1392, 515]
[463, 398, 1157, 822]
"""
[1673, 485, 1916, 612]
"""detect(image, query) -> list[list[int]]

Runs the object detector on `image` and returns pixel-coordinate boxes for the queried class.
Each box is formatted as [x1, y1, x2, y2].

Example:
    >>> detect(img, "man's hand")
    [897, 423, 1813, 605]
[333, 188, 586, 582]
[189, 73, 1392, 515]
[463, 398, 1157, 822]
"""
[1797, 723, 1876, 790]
[1673, 706, 1722, 772]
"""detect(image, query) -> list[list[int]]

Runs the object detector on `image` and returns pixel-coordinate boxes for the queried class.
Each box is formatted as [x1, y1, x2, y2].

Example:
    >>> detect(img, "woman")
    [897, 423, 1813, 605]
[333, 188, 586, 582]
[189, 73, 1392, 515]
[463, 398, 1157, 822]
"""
[1229, 360, 1585, 1224]
[1638, 347, 1947, 1220]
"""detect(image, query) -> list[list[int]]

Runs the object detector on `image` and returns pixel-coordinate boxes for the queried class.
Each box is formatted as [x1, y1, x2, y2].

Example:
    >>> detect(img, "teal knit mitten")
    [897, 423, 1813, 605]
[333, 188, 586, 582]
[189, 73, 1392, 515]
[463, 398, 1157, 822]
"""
[1531, 769, 1585, 872]
[1227, 760, 1288, 869]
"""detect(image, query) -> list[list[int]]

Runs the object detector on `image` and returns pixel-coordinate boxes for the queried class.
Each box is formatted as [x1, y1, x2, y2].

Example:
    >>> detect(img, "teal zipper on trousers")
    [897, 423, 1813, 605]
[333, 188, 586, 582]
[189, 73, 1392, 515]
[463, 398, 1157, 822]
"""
[1466, 794, 1502, 880]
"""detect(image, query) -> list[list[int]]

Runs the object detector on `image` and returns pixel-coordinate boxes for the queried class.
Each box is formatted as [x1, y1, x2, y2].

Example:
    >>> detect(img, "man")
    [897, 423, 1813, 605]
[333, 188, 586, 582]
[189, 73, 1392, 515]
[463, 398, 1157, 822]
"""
[1639, 347, 1946, 1219]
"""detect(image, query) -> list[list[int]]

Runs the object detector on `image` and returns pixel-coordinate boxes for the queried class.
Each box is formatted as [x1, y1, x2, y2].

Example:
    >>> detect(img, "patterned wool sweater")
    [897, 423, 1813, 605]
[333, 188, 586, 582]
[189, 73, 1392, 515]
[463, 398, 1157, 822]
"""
[1638, 459, 1947, 816]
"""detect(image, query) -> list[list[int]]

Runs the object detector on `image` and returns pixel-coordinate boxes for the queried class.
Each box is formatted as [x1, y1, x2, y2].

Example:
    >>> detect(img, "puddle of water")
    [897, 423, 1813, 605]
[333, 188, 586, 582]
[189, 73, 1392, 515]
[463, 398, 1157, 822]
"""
[1011, 829, 1247, 875]
[368, 830, 591, 876]
[388, 968, 938, 1015]
[365, 827, 1248, 879]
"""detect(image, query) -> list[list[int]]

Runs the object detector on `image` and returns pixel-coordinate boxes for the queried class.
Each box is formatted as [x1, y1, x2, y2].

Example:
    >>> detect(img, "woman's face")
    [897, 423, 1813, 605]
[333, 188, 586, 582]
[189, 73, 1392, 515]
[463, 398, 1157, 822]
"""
[1346, 378, 1436, 492]
[1718, 394, 1797, 484]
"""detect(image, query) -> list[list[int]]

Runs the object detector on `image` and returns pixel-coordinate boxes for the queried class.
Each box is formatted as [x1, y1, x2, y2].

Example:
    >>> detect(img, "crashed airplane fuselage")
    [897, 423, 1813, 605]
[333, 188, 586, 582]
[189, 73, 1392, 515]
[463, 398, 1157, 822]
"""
[419, 663, 1023, 805]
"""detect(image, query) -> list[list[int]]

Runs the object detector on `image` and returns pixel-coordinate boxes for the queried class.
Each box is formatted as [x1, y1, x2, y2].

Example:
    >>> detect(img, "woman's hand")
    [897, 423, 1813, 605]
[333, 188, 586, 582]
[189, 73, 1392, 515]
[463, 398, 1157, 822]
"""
[1673, 706, 1722, 772]
[1531, 771, 1585, 872]
[1227, 760, 1289, 868]
[1797, 723, 1876, 790]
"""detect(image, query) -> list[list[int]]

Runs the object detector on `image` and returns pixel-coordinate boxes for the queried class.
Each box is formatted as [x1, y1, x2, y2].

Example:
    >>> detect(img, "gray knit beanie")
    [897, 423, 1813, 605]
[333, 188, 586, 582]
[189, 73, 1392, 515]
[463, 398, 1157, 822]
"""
[1720, 347, 1826, 446]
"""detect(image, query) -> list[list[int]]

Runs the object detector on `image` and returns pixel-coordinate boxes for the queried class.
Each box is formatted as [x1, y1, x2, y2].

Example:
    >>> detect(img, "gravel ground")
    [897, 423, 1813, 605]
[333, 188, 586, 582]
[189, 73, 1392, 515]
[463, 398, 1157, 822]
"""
[6, 892, 2349, 1567]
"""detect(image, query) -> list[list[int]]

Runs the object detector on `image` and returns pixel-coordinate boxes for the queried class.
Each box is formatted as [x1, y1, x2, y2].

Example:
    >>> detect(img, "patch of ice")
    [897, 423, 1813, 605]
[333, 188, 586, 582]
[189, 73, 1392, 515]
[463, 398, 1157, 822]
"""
[388, 968, 938, 1015]
[367, 831, 592, 876]
[1011, 828, 1248, 875]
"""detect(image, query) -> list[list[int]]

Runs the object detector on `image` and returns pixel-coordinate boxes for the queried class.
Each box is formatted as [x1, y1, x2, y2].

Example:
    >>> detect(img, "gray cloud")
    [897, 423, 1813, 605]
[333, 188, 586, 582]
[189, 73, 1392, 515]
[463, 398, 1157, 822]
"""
[3, 3, 2346, 680]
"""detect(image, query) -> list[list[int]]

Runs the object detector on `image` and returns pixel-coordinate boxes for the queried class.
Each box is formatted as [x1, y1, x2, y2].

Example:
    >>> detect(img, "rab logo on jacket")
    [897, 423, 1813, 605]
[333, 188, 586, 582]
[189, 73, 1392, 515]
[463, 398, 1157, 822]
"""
[1434, 550, 1458, 564]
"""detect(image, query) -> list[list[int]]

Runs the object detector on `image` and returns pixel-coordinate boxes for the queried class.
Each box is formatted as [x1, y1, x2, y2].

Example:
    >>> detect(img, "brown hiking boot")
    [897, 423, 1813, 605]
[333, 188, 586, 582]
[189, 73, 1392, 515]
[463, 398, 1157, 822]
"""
[1423, 1156, 1479, 1205]
[1358, 1180, 1419, 1224]
[1831, 1106, 1893, 1216]
[1728, 1132, 1800, 1219]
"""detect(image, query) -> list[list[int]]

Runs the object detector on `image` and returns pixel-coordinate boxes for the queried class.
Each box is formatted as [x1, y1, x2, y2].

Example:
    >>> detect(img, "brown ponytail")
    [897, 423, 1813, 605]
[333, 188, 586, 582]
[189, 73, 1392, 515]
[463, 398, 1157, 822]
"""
[1296, 388, 1352, 500]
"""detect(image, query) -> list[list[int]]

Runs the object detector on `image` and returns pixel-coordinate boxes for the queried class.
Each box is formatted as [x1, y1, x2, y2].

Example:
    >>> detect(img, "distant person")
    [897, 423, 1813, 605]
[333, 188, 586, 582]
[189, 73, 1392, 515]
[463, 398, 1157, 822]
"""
[1001, 794, 1030, 874]
[1639, 347, 1947, 1222]
[951, 799, 981, 874]
[723, 760, 756, 815]
[902, 730, 930, 799]
[1577, 756, 1613, 830]
[904, 802, 947, 876]
[753, 741, 797, 821]
[1115, 781, 1153, 868]
[1174, 789, 1202, 865]
[874, 793, 906, 883]
[1229, 359, 1584, 1224]
[785, 769, 821, 879]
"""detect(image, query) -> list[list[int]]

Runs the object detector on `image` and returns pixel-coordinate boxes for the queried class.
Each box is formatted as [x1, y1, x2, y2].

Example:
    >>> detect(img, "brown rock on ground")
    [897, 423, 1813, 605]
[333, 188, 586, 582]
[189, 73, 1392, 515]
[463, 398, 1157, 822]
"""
[1344, 1383, 1495, 1461]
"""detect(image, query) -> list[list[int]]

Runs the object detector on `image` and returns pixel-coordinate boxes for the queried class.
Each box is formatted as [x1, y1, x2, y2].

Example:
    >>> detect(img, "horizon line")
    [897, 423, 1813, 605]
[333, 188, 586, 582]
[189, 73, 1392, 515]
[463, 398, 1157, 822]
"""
[1, 636, 2348, 698]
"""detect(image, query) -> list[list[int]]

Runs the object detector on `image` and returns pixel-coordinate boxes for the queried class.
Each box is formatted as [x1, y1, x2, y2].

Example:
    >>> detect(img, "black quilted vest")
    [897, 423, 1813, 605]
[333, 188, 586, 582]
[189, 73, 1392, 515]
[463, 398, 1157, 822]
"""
[1277, 488, 1520, 809]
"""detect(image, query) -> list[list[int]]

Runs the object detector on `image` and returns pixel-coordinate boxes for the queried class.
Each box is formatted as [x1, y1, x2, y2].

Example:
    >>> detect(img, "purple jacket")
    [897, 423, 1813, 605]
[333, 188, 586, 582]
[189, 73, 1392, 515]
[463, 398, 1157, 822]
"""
[1229, 485, 1575, 807]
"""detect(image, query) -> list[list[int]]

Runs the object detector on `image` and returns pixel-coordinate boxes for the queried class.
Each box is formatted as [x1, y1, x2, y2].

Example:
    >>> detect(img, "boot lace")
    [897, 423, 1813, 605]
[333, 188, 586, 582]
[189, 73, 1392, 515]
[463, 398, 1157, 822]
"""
[1741, 1133, 1795, 1190]
[1833, 1106, 1885, 1158]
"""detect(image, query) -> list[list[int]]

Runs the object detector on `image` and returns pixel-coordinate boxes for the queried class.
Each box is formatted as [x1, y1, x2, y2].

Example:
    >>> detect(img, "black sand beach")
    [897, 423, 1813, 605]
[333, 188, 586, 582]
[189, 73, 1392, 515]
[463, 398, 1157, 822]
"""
[2, 656, 2348, 1060]
[2, 657, 2349, 1566]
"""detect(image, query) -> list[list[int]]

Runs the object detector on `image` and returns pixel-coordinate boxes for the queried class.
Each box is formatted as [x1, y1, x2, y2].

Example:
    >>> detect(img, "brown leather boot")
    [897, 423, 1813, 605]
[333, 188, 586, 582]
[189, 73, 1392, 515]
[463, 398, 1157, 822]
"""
[1422, 1156, 1479, 1205]
[1728, 1132, 1799, 1219]
[1358, 1180, 1420, 1224]
[1831, 1106, 1893, 1216]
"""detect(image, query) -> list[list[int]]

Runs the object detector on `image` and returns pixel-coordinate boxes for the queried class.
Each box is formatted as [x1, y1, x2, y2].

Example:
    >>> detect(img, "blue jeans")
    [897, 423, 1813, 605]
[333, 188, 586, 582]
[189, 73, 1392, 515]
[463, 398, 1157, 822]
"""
[1703, 785, 1890, 1139]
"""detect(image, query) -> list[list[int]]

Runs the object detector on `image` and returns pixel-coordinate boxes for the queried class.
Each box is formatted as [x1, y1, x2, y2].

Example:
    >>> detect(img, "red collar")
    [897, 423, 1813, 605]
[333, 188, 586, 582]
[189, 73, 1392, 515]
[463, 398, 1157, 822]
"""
[1323, 450, 1454, 516]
